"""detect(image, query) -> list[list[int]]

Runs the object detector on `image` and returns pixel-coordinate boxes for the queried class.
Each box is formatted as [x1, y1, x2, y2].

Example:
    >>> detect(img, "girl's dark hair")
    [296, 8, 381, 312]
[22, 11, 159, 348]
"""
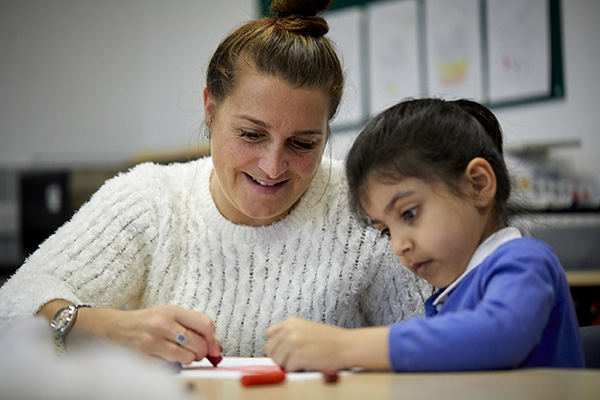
[206, 0, 344, 139]
[346, 98, 513, 225]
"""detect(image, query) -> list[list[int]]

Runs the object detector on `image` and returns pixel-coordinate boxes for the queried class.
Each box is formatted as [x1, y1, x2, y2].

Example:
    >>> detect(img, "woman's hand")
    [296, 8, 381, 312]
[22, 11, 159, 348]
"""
[265, 317, 392, 372]
[40, 300, 221, 365]
[108, 305, 221, 365]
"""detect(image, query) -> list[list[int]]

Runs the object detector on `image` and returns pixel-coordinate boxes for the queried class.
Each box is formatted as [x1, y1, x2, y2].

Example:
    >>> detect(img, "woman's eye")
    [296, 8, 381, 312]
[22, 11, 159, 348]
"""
[401, 206, 419, 221]
[291, 139, 316, 150]
[239, 131, 261, 140]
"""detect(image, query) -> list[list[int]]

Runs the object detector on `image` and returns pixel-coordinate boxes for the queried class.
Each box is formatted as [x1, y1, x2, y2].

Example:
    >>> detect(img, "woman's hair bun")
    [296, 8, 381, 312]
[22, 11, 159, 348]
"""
[270, 0, 333, 17]
[270, 0, 333, 36]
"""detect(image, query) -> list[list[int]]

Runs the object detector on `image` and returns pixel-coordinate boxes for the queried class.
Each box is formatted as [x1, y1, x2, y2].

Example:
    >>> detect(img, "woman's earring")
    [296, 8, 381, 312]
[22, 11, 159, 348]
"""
[203, 118, 213, 140]
[203, 124, 212, 140]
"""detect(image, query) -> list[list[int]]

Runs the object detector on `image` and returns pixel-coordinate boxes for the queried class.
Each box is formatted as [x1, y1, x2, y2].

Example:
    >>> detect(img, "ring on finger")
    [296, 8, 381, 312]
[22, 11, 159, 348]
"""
[175, 333, 187, 345]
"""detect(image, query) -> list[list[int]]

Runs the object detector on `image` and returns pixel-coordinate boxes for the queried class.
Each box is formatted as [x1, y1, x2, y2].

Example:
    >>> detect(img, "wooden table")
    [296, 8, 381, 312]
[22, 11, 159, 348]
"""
[184, 368, 600, 400]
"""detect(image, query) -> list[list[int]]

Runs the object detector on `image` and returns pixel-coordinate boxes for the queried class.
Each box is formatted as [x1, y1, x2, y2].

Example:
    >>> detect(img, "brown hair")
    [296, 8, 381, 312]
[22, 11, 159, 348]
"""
[206, 0, 344, 130]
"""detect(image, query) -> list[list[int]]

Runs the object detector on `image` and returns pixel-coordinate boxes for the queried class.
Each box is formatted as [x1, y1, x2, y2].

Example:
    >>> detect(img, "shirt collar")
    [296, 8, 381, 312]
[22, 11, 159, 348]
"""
[432, 227, 522, 306]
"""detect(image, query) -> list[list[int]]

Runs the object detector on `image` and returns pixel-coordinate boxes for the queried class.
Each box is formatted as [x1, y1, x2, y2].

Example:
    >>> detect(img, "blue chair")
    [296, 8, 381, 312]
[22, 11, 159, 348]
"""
[580, 325, 600, 368]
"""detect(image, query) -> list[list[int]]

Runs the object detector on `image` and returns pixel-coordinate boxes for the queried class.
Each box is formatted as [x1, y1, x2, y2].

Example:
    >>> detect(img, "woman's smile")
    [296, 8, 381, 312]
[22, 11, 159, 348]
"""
[245, 172, 289, 193]
[248, 174, 285, 187]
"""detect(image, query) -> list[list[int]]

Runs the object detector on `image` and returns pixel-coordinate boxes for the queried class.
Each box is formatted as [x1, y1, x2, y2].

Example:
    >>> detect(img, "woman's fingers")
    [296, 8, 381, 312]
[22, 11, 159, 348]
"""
[169, 326, 210, 362]
[155, 337, 199, 365]
[125, 305, 220, 364]
[174, 308, 221, 357]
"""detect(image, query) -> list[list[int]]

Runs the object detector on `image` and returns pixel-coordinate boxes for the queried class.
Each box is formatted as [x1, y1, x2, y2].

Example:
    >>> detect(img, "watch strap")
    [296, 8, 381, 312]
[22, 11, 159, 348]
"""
[52, 304, 90, 355]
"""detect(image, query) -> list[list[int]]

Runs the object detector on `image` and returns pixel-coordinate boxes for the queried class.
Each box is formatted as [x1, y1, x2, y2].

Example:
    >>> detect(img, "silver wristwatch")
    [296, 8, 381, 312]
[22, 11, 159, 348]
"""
[50, 304, 90, 354]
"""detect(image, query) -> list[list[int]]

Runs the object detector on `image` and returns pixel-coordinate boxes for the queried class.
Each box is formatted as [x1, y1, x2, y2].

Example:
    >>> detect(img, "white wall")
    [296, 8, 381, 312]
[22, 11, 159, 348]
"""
[492, 0, 600, 187]
[0, 0, 256, 167]
[1, 0, 599, 188]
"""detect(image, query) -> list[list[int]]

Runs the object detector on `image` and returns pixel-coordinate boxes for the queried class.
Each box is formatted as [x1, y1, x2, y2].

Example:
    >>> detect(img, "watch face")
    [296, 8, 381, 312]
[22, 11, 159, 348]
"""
[51, 307, 74, 334]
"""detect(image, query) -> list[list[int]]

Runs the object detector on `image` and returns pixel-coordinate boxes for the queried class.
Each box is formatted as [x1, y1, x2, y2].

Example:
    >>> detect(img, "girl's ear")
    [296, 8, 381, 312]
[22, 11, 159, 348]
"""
[465, 157, 497, 208]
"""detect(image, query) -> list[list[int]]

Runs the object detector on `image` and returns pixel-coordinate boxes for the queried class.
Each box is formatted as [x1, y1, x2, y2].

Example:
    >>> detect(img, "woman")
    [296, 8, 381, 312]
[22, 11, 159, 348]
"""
[0, 0, 432, 364]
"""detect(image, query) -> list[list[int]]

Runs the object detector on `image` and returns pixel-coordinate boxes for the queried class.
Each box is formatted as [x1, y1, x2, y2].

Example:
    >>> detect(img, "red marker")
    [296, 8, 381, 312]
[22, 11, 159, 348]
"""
[206, 344, 223, 367]
[241, 370, 286, 386]
[206, 355, 222, 367]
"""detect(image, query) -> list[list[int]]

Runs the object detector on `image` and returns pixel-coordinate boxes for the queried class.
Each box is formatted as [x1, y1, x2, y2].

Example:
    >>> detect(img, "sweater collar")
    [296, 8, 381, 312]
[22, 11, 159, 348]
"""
[432, 227, 522, 307]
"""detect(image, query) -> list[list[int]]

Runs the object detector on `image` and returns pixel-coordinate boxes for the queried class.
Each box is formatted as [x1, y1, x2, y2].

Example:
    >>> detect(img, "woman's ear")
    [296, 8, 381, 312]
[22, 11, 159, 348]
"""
[465, 157, 497, 208]
[203, 87, 216, 120]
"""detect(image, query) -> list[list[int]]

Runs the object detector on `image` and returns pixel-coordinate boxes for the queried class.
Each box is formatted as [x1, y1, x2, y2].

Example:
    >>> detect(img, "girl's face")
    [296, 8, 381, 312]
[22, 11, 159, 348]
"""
[205, 70, 329, 226]
[361, 176, 490, 288]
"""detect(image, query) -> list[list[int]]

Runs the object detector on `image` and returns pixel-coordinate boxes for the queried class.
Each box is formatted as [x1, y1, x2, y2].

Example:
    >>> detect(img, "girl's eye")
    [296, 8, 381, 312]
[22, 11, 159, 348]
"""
[401, 206, 419, 221]
[373, 225, 390, 237]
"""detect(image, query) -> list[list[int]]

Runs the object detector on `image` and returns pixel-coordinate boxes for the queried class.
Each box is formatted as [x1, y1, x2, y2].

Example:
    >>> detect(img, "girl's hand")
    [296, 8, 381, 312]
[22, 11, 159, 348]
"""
[265, 317, 392, 372]
[265, 317, 351, 371]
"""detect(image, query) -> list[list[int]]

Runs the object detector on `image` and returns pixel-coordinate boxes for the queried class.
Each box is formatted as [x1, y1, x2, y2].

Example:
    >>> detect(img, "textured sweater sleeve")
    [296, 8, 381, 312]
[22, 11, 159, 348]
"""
[0, 164, 160, 328]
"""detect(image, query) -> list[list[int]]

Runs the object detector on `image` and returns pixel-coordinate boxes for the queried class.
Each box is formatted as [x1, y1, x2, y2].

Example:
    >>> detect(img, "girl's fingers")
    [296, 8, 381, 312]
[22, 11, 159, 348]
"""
[265, 332, 293, 370]
[265, 321, 283, 338]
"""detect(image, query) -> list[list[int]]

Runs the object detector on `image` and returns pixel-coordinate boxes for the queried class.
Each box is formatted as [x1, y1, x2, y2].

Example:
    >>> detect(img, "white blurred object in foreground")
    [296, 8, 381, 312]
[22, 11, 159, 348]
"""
[0, 316, 198, 400]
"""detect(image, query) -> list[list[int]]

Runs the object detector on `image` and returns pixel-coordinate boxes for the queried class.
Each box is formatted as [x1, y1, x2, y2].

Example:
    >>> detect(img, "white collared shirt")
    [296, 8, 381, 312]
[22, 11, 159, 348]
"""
[432, 227, 522, 308]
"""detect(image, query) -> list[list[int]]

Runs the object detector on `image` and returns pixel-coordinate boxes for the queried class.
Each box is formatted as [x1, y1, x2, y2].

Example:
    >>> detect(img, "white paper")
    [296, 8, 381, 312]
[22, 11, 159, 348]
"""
[487, 0, 550, 103]
[368, 0, 421, 116]
[425, 0, 483, 101]
[176, 357, 322, 381]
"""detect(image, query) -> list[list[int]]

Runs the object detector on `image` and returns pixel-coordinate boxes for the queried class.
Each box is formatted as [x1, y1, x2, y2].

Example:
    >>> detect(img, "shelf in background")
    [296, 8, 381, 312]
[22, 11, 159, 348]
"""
[566, 271, 600, 287]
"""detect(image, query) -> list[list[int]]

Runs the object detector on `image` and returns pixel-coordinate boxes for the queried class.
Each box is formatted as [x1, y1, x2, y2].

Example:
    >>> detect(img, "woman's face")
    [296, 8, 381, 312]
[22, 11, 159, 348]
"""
[205, 70, 330, 226]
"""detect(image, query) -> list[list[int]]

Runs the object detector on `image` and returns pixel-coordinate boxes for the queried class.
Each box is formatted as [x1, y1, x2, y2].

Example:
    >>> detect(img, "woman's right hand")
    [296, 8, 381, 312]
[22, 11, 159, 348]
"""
[40, 300, 221, 365]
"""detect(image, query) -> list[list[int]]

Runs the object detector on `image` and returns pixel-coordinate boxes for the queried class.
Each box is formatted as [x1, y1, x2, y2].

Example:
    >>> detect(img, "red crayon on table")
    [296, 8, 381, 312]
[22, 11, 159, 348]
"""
[241, 370, 286, 386]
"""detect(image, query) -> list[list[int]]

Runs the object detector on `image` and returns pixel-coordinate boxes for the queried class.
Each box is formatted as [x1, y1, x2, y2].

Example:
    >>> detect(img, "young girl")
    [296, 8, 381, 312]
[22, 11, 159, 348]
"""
[264, 98, 585, 372]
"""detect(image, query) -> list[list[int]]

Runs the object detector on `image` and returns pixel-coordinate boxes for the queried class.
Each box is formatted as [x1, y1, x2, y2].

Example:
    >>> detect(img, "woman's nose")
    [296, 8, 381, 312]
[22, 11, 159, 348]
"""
[258, 145, 288, 179]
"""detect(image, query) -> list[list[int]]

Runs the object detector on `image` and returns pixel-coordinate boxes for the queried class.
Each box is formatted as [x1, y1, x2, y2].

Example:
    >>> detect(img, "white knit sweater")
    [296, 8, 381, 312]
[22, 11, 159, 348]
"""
[0, 157, 432, 356]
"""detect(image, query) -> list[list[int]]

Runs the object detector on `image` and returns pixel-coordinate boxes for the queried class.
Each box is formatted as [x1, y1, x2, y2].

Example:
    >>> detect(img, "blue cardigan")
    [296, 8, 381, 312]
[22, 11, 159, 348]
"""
[389, 237, 584, 371]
